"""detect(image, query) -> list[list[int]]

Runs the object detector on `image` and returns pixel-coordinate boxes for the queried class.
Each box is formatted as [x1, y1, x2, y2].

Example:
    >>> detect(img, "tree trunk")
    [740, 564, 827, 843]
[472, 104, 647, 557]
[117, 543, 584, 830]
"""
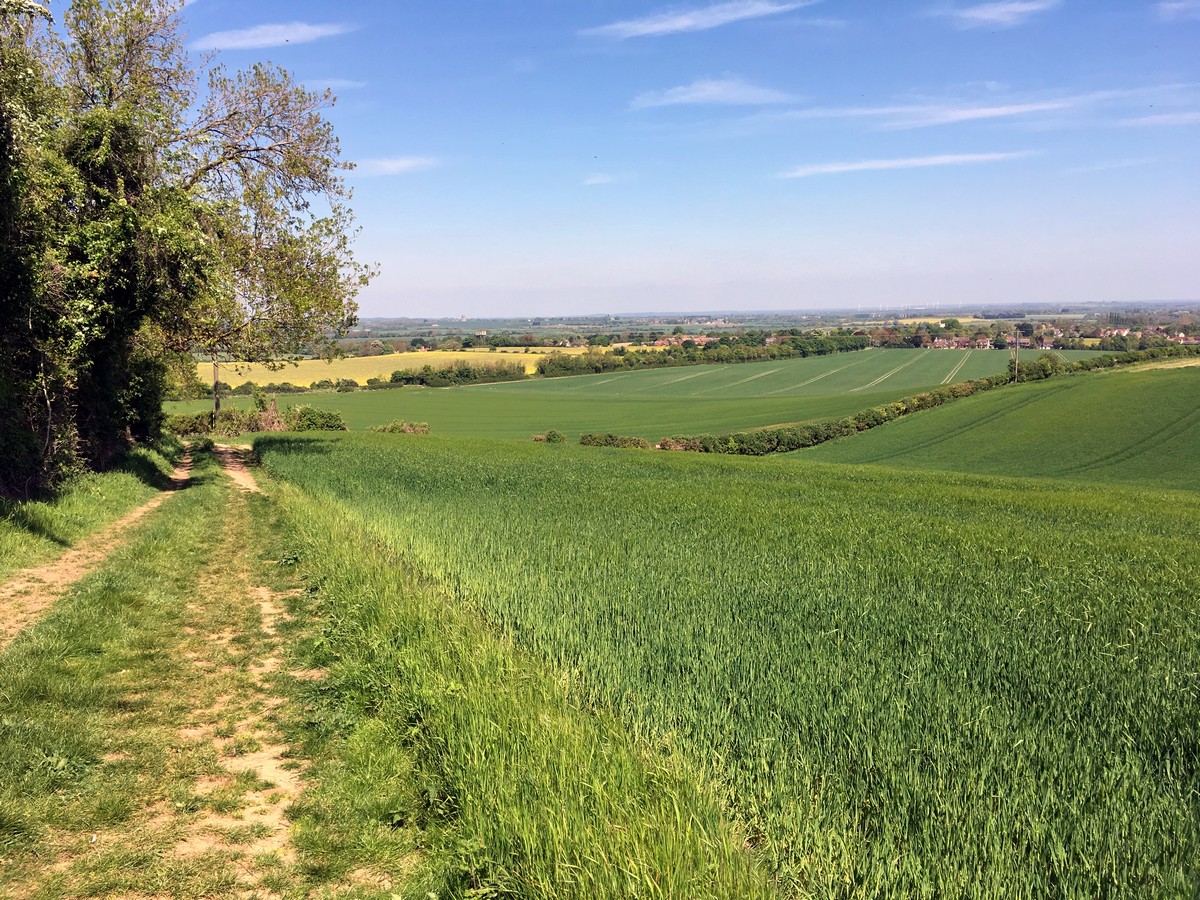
[212, 355, 221, 427]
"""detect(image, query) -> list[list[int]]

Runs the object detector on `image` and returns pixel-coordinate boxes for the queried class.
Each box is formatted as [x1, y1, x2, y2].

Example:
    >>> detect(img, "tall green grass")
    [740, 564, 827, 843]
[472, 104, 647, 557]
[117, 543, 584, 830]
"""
[271, 477, 774, 898]
[260, 433, 1200, 897]
[0, 444, 180, 581]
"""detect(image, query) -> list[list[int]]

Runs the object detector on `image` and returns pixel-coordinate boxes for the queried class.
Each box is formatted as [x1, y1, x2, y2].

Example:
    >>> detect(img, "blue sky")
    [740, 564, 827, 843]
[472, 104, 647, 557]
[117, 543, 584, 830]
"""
[178, 1, 1200, 317]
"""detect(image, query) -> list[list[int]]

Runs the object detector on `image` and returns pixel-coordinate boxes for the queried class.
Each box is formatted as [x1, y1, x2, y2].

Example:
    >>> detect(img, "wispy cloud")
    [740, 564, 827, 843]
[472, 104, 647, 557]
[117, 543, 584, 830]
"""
[936, 1, 1061, 29]
[775, 98, 1073, 127]
[354, 157, 439, 176]
[633, 77, 793, 109]
[758, 85, 1199, 130]
[1118, 110, 1200, 126]
[582, 1, 816, 38]
[583, 173, 621, 185]
[1155, 1, 1200, 21]
[779, 150, 1036, 178]
[192, 22, 356, 52]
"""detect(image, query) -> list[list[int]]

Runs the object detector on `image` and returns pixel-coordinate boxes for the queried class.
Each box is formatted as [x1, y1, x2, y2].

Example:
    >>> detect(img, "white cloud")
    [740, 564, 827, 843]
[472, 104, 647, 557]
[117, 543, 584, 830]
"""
[770, 99, 1069, 128]
[1155, 1, 1200, 21]
[938, 1, 1061, 29]
[763, 85, 1198, 129]
[632, 77, 793, 109]
[582, 1, 816, 38]
[889, 99, 1073, 126]
[583, 173, 620, 185]
[779, 150, 1036, 178]
[1118, 110, 1200, 126]
[354, 157, 440, 176]
[192, 21, 356, 51]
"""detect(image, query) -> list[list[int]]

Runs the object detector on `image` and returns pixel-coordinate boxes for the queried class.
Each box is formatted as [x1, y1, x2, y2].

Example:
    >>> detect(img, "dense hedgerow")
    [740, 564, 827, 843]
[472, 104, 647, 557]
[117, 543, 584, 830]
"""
[390, 360, 527, 387]
[164, 405, 348, 436]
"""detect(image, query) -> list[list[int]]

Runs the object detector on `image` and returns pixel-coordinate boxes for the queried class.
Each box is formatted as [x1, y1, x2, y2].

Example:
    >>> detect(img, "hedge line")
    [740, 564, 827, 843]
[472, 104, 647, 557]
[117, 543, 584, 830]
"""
[164, 405, 348, 437]
[539, 334, 869, 378]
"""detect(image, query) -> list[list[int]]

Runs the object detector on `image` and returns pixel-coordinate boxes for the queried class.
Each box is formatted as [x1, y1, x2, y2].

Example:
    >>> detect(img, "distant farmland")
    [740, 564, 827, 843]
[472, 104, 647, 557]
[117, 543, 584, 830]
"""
[171, 349, 1107, 439]
[198, 345, 597, 384]
[805, 366, 1200, 489]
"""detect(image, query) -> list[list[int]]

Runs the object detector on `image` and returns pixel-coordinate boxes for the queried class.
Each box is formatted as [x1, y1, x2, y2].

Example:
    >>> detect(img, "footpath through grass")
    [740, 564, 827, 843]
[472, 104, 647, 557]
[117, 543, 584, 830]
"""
[0, 443, 181, 582]
[2, 444, 774, 898]
[0, 449, 420, 897]
[259, 432, 1200, 898]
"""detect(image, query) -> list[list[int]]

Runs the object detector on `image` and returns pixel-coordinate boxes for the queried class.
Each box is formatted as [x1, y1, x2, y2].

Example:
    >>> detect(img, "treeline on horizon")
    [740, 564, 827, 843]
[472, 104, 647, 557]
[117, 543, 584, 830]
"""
[536, 332, 869, 377]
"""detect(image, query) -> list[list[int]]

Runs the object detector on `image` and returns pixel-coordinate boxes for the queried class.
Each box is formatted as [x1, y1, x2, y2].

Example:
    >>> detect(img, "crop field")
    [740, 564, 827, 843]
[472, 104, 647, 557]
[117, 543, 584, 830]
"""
[258, 427, 1200, 897]
[805, 367, 1200, 489]
[199, 345, 597, 385]
[170, 349, 1105, 439]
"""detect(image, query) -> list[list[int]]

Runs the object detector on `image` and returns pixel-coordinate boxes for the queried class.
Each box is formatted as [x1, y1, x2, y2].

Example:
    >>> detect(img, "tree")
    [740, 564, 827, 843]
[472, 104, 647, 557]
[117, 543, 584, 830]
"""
[0, 0, 370, 494]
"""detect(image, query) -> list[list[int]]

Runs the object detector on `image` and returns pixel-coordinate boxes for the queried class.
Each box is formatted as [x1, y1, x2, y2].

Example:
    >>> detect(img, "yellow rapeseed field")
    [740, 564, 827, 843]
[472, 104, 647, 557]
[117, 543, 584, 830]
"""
[198, 346, 598, 385]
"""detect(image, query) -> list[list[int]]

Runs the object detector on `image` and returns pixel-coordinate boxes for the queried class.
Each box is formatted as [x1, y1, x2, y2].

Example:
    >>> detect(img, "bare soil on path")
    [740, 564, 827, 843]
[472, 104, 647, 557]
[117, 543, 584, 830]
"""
[0, 453, 193, 651]
[5, 446, 329, 897]
[213, 443, 262, 494]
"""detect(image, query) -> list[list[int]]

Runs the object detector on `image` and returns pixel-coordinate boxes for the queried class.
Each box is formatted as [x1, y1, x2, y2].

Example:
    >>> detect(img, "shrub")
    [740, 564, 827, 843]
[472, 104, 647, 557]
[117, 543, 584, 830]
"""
[164, 412, 214, 436]
[371, 421, 430, 435]
[286, 406, 348, 432]
[579, 433, 651, 449]
[545, 429, 566, 444]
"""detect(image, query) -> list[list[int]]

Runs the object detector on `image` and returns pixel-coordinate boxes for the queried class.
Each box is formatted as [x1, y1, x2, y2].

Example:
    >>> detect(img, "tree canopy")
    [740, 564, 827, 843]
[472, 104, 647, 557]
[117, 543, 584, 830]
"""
[0, 0, 370, 496]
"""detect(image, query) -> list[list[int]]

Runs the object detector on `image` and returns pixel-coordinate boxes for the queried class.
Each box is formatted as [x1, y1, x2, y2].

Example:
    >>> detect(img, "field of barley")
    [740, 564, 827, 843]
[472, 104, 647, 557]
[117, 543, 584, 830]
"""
[257, 387, 1200, 897]
[806, 366, 1200, 488]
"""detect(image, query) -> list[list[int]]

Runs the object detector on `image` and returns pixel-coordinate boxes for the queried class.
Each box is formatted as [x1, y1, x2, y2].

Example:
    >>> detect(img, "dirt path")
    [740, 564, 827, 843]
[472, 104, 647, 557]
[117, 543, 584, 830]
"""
[0, 454, 193, 651]
[162, 447, 326, 893]
[213, 443, 262, 493]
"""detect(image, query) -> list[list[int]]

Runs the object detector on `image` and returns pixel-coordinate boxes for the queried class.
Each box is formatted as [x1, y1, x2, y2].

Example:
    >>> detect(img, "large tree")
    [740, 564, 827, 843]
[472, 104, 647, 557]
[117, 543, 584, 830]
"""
[0, 0, 370, 495]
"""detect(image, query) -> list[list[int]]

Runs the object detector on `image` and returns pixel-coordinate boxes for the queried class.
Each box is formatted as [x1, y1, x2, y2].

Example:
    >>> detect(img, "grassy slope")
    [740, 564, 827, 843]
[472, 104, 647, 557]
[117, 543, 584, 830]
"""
[258, 432, 1200, 898]
[0, 445, 179, 581]
[803, 367, 1200, 489]
[170, 350, 1105, 439]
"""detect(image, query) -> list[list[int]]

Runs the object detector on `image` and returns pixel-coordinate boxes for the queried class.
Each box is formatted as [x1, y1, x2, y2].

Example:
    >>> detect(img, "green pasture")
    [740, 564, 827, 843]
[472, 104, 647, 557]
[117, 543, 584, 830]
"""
[258, 429, 1200, 897]
[168, 349, 1103, 439]
[805, 367, 1200, 489]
